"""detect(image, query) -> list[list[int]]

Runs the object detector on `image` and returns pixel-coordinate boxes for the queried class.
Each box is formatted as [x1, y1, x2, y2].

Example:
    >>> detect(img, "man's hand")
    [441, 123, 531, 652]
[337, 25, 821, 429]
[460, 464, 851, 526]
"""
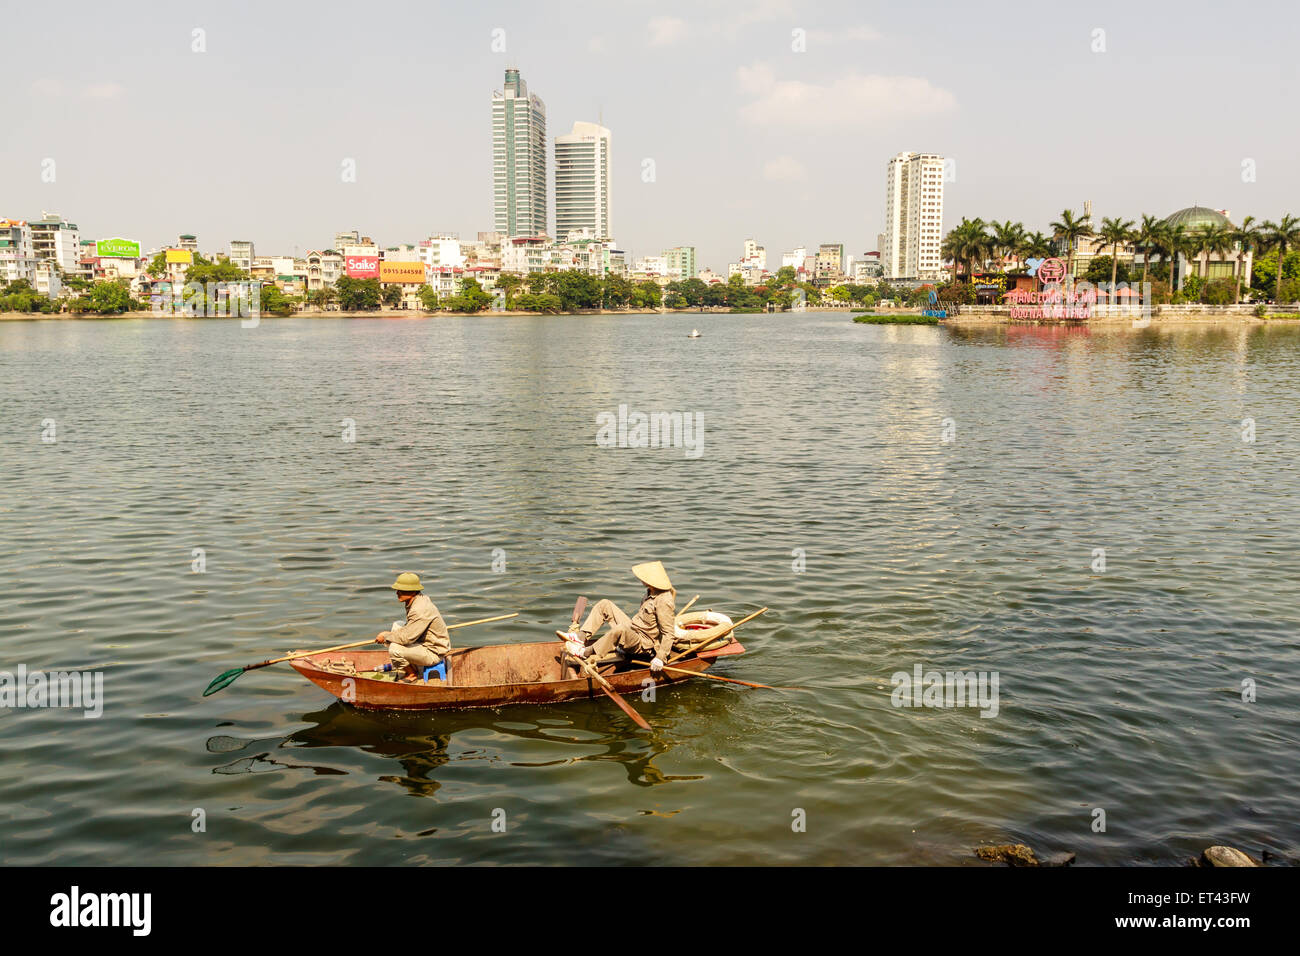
[650, 657, 664, 673]
[375, 631, 389, 644]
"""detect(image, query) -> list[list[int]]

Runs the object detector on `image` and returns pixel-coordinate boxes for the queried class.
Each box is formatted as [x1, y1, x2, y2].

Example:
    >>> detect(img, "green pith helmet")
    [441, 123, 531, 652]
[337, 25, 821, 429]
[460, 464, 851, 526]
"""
[390, 572, 424, 592]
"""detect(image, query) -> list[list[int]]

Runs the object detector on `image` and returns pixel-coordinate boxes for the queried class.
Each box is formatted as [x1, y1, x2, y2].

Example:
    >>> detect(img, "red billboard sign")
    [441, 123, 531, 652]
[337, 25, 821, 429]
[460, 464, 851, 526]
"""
[345, 255, 379, 279]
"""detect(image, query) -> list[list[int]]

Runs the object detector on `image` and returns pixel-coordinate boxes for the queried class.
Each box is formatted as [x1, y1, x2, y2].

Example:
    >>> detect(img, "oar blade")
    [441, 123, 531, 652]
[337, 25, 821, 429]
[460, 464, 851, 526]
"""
[202, 668, 245, 697]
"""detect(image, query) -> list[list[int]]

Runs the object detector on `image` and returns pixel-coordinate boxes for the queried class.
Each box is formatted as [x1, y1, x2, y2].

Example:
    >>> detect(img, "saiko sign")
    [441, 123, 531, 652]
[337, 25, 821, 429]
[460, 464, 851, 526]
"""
[345, 256, 379, 278]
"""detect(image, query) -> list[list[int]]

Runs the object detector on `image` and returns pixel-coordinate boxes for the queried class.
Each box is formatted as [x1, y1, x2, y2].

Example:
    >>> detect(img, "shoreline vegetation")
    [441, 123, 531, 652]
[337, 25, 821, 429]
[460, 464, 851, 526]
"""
[6, 305, 1300, 324]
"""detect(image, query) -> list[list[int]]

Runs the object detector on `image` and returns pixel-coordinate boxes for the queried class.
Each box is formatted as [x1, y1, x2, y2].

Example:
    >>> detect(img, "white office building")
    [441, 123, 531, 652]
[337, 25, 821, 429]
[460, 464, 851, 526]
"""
[0, 219, 37, 284]
[492, 68, 548, 237]
[554, 121, 611, 241]
[419, 235, 466, 270]
[882, 151, 945, 281]
[30, 213, 81, 273]
[229, 240, 255, 272]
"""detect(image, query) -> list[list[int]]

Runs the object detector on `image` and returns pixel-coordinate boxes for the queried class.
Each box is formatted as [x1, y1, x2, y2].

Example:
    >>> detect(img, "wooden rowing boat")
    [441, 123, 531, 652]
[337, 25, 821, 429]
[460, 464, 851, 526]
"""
[289, 636, 746, 711]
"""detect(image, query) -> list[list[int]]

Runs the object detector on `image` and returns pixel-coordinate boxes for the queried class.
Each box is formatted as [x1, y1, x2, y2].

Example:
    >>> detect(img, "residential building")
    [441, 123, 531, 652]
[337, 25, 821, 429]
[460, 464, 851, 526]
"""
[492, 67, 547, 237]
[882, 151, 945, 280]
[554, 121, 611, 240]
[419, 235, 466, 270]
[229, 240, 255, 272]
[853, 252, 883, 282]
[305, 251, 344, 291]
[333, 230, 360, 253]
[29, 213, 81, 273]
[815, 243, 845, 285]
[0, 219, 37, 285]
[663, 246, 696, 279]
[781, 247, 807, 269]
[33, 261, 62, 299]
[178, 234, 199, 254]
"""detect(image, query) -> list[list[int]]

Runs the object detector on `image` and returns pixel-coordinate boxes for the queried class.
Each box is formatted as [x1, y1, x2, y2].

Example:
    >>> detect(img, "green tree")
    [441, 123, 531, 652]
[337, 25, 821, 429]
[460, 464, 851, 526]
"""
[444, 279, 492, 313]
[1050, 208, 1093, 279]
[1133, 214, 1163, 286]
[1231, 216, 1260, 303]
[1084, 256, 1131, 285]
[258, 283, 295, 316]
[1258, 215, 1300, 301]
[335, 277, 382, 311]
[1096, 216, 1134, 298]
[381, 284, 403, 308]
[497, 272, 524, 306]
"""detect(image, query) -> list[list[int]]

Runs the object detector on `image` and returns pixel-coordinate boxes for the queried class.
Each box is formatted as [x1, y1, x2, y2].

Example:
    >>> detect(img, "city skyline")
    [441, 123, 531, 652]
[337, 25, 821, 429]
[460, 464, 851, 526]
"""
[3, 1, 1296, 270]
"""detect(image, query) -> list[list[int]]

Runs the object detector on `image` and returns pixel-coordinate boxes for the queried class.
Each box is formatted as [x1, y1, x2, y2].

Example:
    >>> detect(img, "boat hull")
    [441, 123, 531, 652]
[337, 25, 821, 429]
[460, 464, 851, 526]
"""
[289, 638, 745, 711]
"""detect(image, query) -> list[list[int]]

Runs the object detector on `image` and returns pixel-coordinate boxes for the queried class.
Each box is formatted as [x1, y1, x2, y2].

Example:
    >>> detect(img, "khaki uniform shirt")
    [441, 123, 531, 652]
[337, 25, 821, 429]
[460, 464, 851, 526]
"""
[389, 594, 450, 657]
[629, 589, 677, 660]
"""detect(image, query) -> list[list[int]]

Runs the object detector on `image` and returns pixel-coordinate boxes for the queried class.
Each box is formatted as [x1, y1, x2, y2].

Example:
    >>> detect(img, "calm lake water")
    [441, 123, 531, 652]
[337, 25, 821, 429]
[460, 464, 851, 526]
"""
[1, 313, 1298, 866]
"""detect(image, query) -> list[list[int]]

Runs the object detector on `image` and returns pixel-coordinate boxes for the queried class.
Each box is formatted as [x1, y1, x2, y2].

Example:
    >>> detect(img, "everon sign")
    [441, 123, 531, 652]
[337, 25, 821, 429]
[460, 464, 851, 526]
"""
[378, 261, 427, 284]
[95, 237, 141, 258]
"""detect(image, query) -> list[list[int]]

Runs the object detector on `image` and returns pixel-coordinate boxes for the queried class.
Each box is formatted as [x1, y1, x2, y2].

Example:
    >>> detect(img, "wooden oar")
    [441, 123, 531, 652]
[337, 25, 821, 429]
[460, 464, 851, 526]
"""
[667, 607, 768, 664]
[660, 664, 785, 690]
[678, 594, 700, 616]
[562, 594, 650, 730]
[202, 612, 519, 696]
[570, 651, 652, 730]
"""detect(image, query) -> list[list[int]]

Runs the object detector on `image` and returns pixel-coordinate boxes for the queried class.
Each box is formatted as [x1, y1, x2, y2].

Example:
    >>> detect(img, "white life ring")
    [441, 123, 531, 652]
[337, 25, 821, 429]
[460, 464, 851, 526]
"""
[674, 610, 734, 642]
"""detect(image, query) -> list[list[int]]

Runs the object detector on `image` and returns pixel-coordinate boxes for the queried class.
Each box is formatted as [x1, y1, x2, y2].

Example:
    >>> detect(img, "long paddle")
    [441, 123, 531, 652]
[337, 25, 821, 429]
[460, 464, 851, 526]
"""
[203, 611, 519, 696]
[561, 594, 651, 731]
[678, 594, 700, 616]
[659, 664, 788, 691]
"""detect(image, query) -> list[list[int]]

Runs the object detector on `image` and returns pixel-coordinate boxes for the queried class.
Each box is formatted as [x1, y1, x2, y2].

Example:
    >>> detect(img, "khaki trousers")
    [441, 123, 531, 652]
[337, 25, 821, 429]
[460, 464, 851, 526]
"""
[389, 641, 440, 670]
[581, 599, 656, 659]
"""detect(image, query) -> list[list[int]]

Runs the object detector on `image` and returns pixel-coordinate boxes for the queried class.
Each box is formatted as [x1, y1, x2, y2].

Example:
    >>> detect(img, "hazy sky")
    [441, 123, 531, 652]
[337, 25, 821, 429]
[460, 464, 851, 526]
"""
[4, 0, 1297, 271]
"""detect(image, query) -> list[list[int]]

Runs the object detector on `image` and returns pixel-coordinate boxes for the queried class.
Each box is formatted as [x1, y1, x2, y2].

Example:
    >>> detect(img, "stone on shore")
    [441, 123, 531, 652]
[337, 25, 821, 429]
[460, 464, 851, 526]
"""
[1200, 846, 1258, 867]
[976, 843, 1039, 866]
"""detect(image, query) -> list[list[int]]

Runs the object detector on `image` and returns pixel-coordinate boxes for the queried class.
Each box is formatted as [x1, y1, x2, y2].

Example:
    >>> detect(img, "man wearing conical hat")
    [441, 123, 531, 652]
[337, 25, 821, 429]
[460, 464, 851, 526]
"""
[561, 562, 676, 673]
[375, 572, 450, 682]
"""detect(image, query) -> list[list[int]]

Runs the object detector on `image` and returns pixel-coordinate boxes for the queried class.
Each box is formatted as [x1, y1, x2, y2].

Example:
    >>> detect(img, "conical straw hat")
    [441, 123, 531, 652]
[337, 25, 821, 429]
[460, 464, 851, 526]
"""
[632, 561, 672, 591]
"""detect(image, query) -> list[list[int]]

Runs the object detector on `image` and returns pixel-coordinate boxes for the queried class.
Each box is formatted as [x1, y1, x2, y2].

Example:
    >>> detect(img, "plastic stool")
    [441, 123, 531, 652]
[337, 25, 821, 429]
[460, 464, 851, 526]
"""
[421, 660, 450, 684]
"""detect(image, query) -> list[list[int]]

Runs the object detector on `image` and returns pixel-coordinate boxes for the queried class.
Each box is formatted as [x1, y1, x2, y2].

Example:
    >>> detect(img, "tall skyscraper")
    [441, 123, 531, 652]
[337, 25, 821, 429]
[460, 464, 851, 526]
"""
[554, 122, 611, 240]
[882, 151, 945, 280]
[492, 68, 548, 237]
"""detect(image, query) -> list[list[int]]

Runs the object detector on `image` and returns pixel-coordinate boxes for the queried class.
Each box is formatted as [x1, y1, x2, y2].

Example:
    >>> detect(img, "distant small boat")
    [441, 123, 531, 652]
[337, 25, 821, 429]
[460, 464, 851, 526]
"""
[688, 329, 701, 338]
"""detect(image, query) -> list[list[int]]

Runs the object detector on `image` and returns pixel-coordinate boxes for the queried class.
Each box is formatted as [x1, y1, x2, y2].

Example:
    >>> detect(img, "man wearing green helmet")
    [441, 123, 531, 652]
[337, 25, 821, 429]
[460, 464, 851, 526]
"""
[375, 572, 450, 682]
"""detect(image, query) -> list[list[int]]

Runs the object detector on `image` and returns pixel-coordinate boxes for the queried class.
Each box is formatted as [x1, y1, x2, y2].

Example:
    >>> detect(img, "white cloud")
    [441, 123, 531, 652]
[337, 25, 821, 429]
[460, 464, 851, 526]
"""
[737, 63, 956, 125]
[647, 17, 689, 47]
[85, 83, 124, 99]
[762, 156, 807, 182]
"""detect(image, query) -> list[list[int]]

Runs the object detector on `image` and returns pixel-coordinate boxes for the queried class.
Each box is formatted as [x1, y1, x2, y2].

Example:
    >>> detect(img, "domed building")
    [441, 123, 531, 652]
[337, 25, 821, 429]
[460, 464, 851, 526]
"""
[1162, 205, 1233, 232]
[1155, 206, 1248, 290]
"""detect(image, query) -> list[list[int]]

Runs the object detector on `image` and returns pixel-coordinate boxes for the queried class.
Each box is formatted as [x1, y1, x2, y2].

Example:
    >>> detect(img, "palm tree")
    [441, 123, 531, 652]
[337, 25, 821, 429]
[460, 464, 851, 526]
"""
[1097, 217, 1135, 302]
[941, 218, 990, 283]
[1193, 224, 1233, 299]
[1258, 215, 1300, 302]
[1231, 216, 1259, 303]
[1159, 223, 1188, 290]
[1050, 208, 1093, 279]
[1133, 214, 1162, 286]
[991, 220, 1026, 271]
[1020, 231, 1054, 261]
